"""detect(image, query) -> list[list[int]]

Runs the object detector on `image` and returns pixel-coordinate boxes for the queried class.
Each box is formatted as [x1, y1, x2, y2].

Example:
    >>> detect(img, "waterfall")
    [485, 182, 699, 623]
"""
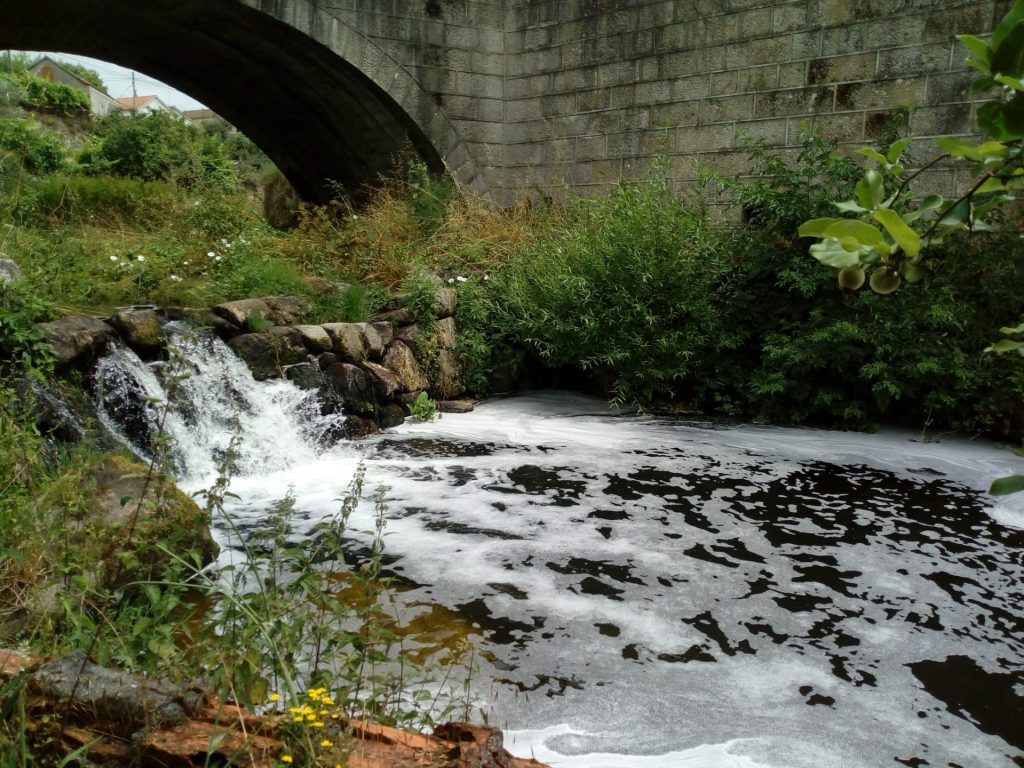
[94, 324, 343, 483]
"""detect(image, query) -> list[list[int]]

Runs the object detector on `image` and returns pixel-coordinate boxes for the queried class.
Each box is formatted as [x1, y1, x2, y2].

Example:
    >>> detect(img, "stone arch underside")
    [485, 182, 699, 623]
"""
[0, 0, 485, 202]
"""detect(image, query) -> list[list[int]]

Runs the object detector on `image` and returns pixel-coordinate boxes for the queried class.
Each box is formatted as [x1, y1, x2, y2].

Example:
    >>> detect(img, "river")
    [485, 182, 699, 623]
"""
[97, 331, 1024, 768]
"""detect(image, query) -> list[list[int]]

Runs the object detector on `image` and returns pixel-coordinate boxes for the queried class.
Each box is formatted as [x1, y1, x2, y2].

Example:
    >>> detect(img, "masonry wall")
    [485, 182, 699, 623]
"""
[290, 0, 508, 195]
[498, 0, 1004, 204]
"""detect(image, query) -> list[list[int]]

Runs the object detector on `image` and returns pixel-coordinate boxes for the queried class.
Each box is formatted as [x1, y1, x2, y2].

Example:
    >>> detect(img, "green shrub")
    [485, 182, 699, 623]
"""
[0, 278, 54, 376]
[78, 111, 238, 191]
[497, 171, 738, 405]
[0, 72, 90, 117]
[0, 118, 67, 176]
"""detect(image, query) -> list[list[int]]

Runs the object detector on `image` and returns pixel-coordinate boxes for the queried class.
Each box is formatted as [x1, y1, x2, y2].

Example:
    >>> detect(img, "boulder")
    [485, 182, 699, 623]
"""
[109, 308, 165, 356]
[436, 348, 464, 399]
[0, 258, 21, 285]
[370, 320, 395, 347]
[228, 333, 278, 380]
[362, 361, 402, 399]
[396, 323, 420, 350]
[435, 317, 457, 349]
[322, 322, 367, 362]
[284, 361, 323, 391]
[379, 403, 406, 428]
[356, 322, 385, 360]
[211, 298, 271, 328]
[374, 307, 412, 326]
[269, 326, 309, 366]
[325, 362, 375, 416]
[264, 295, 310, 325]
[345, 415, 379, 438]
[91, 454, 218, 587]
[183, 309, 239, 339]
[435, 286, 458, 318]
[438, 399, 476, 414]
[292, 324, 333, 353]
[36, 314, 115, 370]
[383, 341, 429, 392]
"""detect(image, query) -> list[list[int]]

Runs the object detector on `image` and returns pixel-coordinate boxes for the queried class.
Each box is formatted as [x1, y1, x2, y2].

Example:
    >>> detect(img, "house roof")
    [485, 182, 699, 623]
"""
[115, 95, 160, 110]
[182, 109, 216, 121]
[29, 55, 97, 93]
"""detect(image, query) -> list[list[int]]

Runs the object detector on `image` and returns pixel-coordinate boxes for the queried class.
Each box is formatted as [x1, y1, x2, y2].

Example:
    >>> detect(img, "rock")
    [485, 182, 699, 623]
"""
[109, 308, 165, 356]
[228, 333, 278, 380]
[318, 351, 338, 370]
[183, 309, 239, 339]
[374, 307, 412, 326]
[325, 362, 375, 416]
[370, 320, 395, 347]
[396, 323, 420, 349]
[435, 317, 457, 349]
[264, 295, 310, 325]
[213, 296, 309, 329]
[438, 399, 476, 414]
[292, 324, 333, 353]
[435, 286, 458, 318]
[285, 361, 324, 391]
[345, 415, 379, 438]
[211, 298, 271, 328]
[269, 326, 309, 366]
[356, 322, 385, 360]
[2, 652, 550, 768]
[383, 341, 429, 392]
[436, 349, 464, 399]
[36, 314, 115, 370]
[91, 454, 218, 587]
[379, 403, 406, 428]
[322, 322, 367, 362]
[0, 258, 21, 285]
[362, 360, 402, 399]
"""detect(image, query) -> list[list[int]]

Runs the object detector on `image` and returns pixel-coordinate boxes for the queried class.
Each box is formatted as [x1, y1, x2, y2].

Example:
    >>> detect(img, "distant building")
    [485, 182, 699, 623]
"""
[29, 55, 118, 116]
[114, 95, 174, 115]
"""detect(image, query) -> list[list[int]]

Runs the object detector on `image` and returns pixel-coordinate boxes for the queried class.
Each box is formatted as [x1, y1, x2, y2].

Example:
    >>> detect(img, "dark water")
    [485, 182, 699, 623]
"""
[203, 392, 1024, 767]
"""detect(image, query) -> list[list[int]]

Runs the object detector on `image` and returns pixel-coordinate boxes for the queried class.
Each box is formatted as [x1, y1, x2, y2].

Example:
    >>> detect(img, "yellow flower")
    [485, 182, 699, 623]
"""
[269, 693, 280, 702]
[281, 757, 293, 765]
[312, 721, 325, 728]
[320, 739, 333, 747]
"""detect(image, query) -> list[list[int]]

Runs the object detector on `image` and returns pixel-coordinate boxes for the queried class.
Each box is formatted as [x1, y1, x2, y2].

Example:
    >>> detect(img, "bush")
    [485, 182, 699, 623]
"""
[78, 111, 237, 191]
[0, 72, 90, 117]
[0, 118, 67, 176]
[497, 171, 738, 405]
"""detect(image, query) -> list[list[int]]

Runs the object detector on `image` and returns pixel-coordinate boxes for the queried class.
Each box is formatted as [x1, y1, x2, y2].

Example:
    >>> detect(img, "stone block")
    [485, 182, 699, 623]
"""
[383, 341, 429, 392]
[322, 323, 367, 363]
[808, 52, 878, 84]
[292, 325, 332, 353]
[755, 85, 834, 118]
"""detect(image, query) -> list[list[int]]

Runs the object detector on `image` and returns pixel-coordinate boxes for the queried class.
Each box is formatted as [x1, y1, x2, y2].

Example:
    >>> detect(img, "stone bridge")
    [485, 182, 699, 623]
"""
[0, 0, 1001, 204]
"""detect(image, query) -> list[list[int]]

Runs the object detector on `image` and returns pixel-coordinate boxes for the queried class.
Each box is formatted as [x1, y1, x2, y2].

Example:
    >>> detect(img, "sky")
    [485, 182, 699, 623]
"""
[32, 52, 207, 111]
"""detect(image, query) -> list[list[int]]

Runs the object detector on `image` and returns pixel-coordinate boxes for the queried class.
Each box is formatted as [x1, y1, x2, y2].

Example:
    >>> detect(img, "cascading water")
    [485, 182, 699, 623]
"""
[94, 324, 342, 482]
[93, 332, 1024, 768]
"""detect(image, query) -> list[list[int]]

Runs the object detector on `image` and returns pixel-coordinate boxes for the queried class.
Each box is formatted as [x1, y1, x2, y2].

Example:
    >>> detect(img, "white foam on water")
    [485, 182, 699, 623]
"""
[504, 725, 781, 768]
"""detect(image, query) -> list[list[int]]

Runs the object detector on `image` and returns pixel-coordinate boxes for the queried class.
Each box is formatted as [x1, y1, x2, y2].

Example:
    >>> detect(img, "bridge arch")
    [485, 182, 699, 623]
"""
[0, 0, 489, 202]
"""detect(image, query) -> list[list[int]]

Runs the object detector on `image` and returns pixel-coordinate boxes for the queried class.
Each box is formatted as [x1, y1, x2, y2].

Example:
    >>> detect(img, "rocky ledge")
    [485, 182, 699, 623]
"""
[1, 649, 548, 768]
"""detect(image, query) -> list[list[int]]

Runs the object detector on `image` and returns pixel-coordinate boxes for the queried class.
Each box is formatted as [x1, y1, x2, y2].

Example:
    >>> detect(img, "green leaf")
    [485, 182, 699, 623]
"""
[957, 34, 992, 63]
[798, 218, 841, 238]
[993, 0, 1024, 49]
[971, 74, 998, 94]
[857, 147, 888, 165]
[855, 170, 885, 209]
[900, 262, 926, 283]
[992, 20, 1024, 76]
[886, 138, 910, 164]
[834, 199, 868, 213]
[990, 474, 1024, 495]
[823, 219, 886, 246]
[988, 338, 1024, 352]
[809, 238, 863, 269]
[976, 176, 1007, 194]
[873, 208, 922, 257]
[996, 74, 1024, 91]
[938, 198, 971, 229]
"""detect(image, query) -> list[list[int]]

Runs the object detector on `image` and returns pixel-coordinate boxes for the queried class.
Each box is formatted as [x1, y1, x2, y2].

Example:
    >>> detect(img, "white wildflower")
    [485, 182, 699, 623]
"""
[447, 278, 454, 284]
[136, 255, 145, 262]
[109, 255, 118, 262]
[207, 251, 216, 258]
[456, 276, 467, 283]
